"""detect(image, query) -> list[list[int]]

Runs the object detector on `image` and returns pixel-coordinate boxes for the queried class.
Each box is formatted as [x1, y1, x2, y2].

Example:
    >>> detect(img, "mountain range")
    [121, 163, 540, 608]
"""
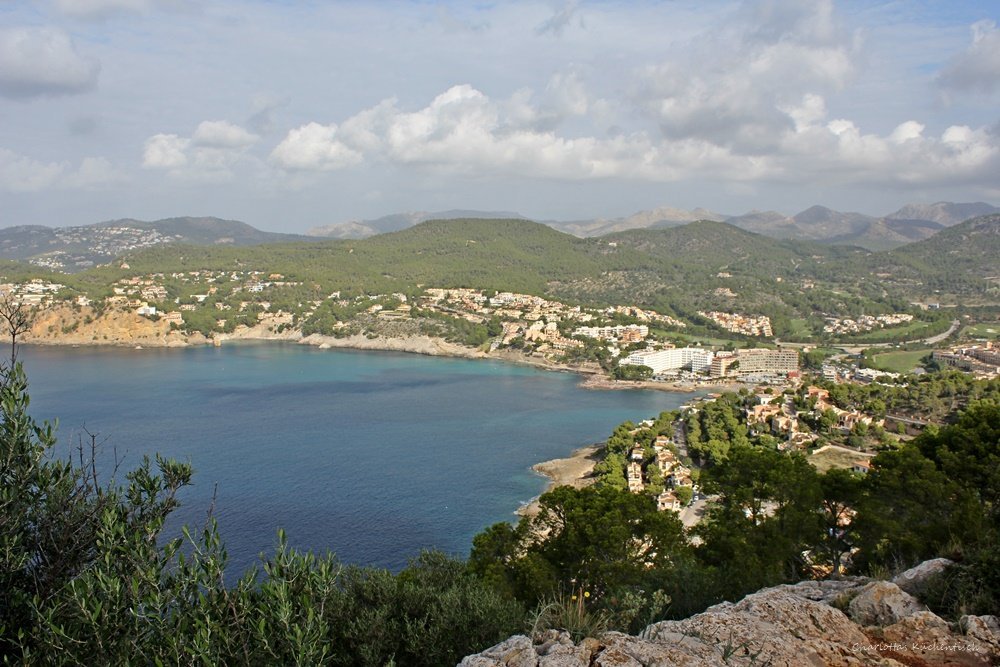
[0, 202, 997, 274]
[305, 201, 1000, 250]
[0, 217, 310, 271]
[305, 209, 526, 239]
[93, 213, 999, 322]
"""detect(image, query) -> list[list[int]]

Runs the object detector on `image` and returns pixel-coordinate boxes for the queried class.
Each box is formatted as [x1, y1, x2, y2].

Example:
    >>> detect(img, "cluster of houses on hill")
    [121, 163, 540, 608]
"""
[27, 226, 184, 271]
[624, 430, 695, 514]
[604, 305, 685, 329]
[932, 342, 1000, 377]
[747, 385, 880, 449]
[698, 311, 773, 337]
[100, 270, 305, 326]
[624, 381, 884, 517]
[0, 280, 65, 308]
[822, 313, 913, 335]
[419, 288, 689, 354]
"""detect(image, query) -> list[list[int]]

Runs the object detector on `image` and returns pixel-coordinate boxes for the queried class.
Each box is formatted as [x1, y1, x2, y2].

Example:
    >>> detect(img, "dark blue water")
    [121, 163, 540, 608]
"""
[19, 343, 689, 574]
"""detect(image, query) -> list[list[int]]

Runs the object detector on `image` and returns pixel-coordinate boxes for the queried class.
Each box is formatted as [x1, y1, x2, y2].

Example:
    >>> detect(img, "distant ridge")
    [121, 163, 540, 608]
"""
[98, 216, 309, 245]
[4, 201, 997, 271]
[0, 216, 309, 271]
[303, 201, 999, 249]
[885, 201, 1000, 226]
[545, 206, 725, 237]
[306, 210, 527, 239]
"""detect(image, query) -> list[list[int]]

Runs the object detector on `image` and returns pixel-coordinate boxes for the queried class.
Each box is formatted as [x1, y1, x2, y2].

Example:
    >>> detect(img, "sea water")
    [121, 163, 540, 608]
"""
[20, 342, 690, 574]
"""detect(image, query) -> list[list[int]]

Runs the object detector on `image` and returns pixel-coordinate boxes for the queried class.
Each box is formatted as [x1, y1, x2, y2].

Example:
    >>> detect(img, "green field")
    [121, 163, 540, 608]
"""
[786, 318, 814, 339]
[837, 318, 947, 344]
[666, 331, 749, 348]
[872, 350, 929, 373]
[808, 445, 870, 473]
[962, 323, 1000, 340]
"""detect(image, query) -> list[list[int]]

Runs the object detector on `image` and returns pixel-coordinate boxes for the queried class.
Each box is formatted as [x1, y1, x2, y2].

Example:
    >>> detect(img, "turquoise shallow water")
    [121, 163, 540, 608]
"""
[20, 342, 690, 573]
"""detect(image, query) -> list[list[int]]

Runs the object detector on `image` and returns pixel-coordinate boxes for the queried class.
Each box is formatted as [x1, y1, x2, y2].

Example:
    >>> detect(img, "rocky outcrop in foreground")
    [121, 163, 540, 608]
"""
[461, 561, 999, 666]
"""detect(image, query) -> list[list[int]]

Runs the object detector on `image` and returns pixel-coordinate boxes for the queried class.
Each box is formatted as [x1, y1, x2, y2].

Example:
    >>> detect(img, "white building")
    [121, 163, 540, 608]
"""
[619, 347, 715, 374]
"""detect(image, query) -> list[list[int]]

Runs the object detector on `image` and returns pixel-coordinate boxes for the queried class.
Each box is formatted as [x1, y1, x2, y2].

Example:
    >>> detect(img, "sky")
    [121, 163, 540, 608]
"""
[1, 0, 999, 233]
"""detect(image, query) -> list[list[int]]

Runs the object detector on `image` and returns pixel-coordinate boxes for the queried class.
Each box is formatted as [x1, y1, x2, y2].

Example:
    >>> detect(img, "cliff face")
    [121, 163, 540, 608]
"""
[461, 561, 999, 666]
[23, 305, 197, 347]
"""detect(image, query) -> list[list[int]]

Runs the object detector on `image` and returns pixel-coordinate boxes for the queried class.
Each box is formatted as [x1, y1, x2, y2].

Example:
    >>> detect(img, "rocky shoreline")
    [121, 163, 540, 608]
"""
[517, 445, 603, 519]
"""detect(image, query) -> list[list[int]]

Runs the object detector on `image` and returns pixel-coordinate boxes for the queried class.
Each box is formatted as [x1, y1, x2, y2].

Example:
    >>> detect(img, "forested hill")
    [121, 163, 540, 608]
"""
[856, 214, 1000, 302]
[883, 213, 1000, 277]
[60, 215, 997, 313]
[103, 218, 623, 295]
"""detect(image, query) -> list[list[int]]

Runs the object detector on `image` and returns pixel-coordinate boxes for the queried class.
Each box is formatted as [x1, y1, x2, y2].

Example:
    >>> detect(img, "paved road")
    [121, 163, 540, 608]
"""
[680, 496, 708, 528]
[838, 318, 961, 354]
[923, 319, 962, 345]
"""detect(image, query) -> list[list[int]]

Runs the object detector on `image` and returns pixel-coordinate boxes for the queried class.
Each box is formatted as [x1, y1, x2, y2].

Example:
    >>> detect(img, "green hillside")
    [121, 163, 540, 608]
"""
[10, 216, 990, 341]
[864, 214, 1000, 302]
[107, 218, 612, 297]
[884, 213, 1000, 276]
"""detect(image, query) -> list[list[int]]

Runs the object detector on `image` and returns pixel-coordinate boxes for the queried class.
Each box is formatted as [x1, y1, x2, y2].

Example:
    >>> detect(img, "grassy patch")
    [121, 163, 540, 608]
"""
[808, 445, 868, 473]
[666, 331, 749, 348]
[838, 319, 945, 343]
[961, 323, 1000, 340]
[872, 350, 929, 374]
[786, 318, 814, 338]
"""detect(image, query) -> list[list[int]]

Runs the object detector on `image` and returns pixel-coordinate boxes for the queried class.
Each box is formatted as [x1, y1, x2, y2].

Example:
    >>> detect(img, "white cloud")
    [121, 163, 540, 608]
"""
[632, 0, 858, 153]
[890, 121, 924, 145]
[268, 122, 363, 171]
[142, 133, 189, 169]
[0, 27, 100, 98]
[269, 84, 773, 183]
[773, 110, 1000, 188]
[0, 148, 66, 191]
[3, 1, 997, 224]
[142, 121, 259, 181]
[938, 20, 1000, 95]
[0, 149, 125, 191]
[780, 94, 827, 131]
[192, 120, 259, 149]
[64, 156, 127, 188]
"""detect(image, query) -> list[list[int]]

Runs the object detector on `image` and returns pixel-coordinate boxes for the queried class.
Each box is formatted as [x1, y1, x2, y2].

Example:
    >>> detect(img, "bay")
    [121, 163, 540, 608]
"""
[19, 342, 690, 574]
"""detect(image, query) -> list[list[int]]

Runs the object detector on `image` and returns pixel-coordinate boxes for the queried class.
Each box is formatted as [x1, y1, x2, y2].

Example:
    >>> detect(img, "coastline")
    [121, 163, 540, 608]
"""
[24, 315, 701, 524]
[517, 444, 603, 519]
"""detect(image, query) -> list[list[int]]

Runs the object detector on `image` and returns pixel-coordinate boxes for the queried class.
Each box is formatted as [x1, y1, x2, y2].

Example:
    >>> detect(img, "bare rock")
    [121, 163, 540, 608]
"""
[647, 588, 883, 666]
[877, 612, 998, 667]
[537, 631, 592, 667]
[773, 577, 870, 605]
[597, 631, 723, 665]
[459, 562, 993, 666]
[458, 635, 538, 667]
[891, 558, 955, 596]
[848, 581, 926, 627]
[880, 610, 951, 642]
[960, 615, 1000, 654]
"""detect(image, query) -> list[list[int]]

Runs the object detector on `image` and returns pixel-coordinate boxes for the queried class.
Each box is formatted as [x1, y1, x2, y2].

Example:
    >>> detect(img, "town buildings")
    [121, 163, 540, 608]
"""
[933, 343, 1000, 376]
[619, 347, 714, 374]
[710, 348, 799, 378]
